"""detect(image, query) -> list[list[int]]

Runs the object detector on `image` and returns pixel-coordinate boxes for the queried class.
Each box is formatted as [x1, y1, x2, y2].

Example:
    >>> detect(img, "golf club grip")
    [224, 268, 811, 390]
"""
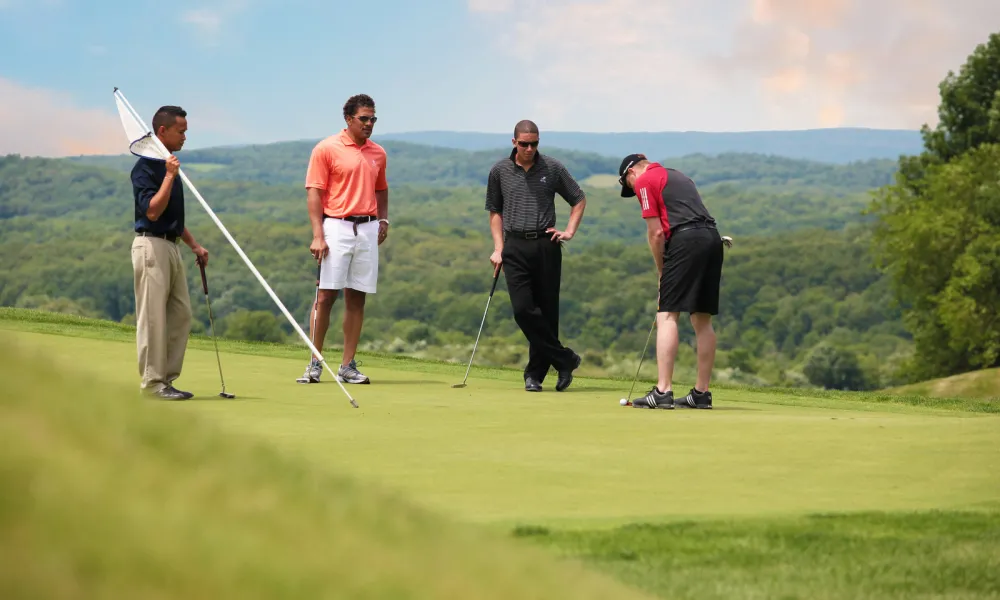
[489, 267, 501, 295]
[198, 261, 208, 295]
[315, 262, 322, 286]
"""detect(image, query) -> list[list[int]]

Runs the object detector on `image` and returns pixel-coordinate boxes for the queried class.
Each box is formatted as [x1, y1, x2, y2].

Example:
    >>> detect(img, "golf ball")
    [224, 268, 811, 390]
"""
[620, 398, 628, 406]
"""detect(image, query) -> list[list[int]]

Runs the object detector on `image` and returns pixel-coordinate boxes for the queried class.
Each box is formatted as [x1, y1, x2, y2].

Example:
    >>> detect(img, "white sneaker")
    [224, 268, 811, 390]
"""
[337, 359, 370, 384]
[296, 358, 322, 384]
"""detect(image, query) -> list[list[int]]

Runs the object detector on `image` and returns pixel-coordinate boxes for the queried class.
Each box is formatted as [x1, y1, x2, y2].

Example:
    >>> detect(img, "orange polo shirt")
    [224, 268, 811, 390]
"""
[305, 130, 388, 218]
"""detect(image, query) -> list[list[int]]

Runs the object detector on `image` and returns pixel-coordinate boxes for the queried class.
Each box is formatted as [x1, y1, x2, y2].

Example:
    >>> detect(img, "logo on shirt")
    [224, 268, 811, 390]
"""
[540, 176, 547, 183]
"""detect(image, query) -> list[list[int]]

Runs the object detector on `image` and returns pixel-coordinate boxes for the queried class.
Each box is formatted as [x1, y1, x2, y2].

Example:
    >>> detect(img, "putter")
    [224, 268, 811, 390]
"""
[623, 317, 657, 405]
[197, 258, 236, 399]
[304, 261, 321, 376]
[452, 265, 502, 388]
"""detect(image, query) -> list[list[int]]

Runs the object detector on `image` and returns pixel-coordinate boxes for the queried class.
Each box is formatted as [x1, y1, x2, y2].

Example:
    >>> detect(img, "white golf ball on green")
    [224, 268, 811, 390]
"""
[620, 398, 628, 406]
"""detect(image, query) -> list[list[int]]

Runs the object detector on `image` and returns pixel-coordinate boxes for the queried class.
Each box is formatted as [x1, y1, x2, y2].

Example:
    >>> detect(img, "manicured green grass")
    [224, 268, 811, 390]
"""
[0, 330, 649, 600]
[3, 309, 999, 599]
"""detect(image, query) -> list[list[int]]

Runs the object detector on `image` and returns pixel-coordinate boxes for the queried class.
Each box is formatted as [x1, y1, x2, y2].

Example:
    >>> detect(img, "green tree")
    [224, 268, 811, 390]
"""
[222, 310, 286, 343]
[869, 32, 1000, 380]
[803, 343, 870, 391]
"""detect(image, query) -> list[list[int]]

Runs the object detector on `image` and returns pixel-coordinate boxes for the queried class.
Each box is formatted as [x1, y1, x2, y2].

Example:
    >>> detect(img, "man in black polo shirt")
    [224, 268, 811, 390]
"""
[130, 105, 209, 400]
[486, 120, 587, 392]
[618, 153, 726, 410]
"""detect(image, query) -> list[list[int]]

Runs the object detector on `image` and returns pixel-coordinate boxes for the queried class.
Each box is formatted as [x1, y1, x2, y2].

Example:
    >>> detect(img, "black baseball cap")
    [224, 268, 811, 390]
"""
[617, 153, 646, 197]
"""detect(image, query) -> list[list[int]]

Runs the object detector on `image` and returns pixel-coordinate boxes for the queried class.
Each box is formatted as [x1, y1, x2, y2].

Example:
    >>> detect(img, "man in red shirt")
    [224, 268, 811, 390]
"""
[618, 153, 727, 410]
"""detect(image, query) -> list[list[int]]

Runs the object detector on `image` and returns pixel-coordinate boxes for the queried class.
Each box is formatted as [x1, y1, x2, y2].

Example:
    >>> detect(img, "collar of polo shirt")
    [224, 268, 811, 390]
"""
[508, 147, 543, 163]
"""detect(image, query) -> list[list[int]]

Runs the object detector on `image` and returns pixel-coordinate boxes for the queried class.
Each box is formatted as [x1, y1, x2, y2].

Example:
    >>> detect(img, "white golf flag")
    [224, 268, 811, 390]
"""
[114, 92, 168, 161]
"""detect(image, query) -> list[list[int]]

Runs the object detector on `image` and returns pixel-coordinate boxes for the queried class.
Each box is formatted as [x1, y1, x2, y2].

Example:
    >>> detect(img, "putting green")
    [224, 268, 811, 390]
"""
[5, 327, 998, 530]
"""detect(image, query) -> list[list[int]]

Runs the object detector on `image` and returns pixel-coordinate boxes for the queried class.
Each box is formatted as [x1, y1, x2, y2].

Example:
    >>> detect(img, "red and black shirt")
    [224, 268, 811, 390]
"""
[634, 163, 715, 239]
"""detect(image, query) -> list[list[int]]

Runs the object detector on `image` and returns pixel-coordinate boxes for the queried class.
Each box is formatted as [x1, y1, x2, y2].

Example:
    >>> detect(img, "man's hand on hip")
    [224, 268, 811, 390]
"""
[310, 236, 329, 262]
[546, 228, 574, 243]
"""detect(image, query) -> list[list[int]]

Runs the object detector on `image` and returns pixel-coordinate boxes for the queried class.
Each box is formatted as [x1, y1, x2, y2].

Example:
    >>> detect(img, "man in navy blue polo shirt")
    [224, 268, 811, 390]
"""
[130, 105, 209, 400]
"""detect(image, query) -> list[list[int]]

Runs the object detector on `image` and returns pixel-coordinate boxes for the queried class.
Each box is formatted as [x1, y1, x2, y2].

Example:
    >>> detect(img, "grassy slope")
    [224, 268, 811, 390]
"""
[888, 367, 1000, 401]
[0, 325, 651, 599]
[3, 309, 999, 600]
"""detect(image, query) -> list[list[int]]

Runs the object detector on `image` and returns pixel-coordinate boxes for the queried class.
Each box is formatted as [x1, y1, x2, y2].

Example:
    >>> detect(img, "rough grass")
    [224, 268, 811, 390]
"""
[0, 332, 651, 600]
[889, 367, 1000, 402]
[515, 512, 1000, 600]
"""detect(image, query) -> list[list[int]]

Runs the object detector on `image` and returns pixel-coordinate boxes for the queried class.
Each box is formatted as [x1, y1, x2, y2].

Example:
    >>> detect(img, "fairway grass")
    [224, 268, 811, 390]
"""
[0, 330, 650, 599]
[3, 309, 1000, 599]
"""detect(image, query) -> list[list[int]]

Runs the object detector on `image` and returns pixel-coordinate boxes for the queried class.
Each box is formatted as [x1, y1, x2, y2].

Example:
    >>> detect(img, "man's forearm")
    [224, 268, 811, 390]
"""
[307, 188, 325, 239]
[490, 211, 504, 250]
[181, 227, 198, 249]
[376, 189, 388, 221]
[566, 198, 586, 235]
[648, 232, 665, 276]
[146, 173, 175, 221]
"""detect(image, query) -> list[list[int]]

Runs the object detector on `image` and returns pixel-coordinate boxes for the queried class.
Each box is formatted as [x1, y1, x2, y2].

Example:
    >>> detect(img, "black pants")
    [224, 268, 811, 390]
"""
[502, 236, 577, 381]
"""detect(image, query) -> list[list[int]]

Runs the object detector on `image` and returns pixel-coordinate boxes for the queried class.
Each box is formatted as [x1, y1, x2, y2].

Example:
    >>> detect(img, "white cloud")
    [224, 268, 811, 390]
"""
[183, 8, 224, 36]
[470, 0, 1000, 131]
[468, 0, 513, 12]
[0, 78, 125, 157]
[181, 0, 248, 44]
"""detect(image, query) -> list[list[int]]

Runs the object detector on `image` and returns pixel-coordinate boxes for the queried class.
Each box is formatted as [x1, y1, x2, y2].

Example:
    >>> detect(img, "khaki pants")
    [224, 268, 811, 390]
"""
[131, 236, 192, 392]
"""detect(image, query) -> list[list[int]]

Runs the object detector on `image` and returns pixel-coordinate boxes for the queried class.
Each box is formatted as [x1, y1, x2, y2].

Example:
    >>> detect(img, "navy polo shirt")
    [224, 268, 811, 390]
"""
[131, 157, 185, 235]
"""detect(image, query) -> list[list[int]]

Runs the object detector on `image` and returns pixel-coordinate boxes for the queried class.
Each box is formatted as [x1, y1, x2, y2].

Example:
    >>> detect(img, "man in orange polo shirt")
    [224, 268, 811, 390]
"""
[296, 93, 389, 385]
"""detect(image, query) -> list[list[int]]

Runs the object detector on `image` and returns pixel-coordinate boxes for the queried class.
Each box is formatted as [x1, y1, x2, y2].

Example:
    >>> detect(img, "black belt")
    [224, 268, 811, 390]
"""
[324, 214, 377, 235]
[505, 229, 550, 240]
[136, 230, 179, 243]
[671, 221, 716, 236]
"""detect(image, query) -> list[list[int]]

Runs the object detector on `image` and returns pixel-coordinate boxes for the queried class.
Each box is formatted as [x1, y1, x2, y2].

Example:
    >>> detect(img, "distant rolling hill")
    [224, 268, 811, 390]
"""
[65, 139, 899, 191]
[376, 128, 924, 164]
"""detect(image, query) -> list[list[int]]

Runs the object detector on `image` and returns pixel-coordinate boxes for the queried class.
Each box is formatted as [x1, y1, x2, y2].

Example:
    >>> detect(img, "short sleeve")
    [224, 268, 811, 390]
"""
[485, 165, 504, 213]
[305, 143, 330, 190]
[635, 171, 665, 219]
[131, 162, 158, 215]
[554, 162, 586, 206]
[375, 152, 388, 191]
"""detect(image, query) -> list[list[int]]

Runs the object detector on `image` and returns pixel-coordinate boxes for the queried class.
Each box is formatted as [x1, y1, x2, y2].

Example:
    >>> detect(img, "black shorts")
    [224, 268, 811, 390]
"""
[659, 227, 724, 315]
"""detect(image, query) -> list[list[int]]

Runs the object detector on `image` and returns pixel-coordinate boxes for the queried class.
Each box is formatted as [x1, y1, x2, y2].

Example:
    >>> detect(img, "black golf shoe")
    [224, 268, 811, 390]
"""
[632, 386, 674, 409]
[525, 376, 543, 392]
[152, 386, 190, 401]
[556, 352, 582, 392]
[679, 388, 713, 409]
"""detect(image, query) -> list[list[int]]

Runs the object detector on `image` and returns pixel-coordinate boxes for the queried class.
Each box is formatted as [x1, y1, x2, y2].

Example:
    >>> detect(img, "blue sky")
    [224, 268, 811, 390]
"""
[2, 0, 999, 156]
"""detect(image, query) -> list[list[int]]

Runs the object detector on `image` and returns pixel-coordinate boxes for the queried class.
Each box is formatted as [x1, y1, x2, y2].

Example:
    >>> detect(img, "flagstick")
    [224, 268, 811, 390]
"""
[113, 88, 358, 409]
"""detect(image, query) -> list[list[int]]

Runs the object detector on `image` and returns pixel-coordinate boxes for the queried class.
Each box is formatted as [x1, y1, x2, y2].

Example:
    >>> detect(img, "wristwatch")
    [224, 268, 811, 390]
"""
[378, 218, 390, 226]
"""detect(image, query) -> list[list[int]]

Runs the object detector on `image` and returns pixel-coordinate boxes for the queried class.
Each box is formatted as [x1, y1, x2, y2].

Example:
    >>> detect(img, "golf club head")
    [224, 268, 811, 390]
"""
[451, 383, 467, 388]
[219, 392, 235, 399]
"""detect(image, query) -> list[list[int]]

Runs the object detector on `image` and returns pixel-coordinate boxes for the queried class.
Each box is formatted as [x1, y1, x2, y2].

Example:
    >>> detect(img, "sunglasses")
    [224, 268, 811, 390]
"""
[517, 140, 539, 148]
[354, 115, 378, 124]
[618, 164, 637, 187]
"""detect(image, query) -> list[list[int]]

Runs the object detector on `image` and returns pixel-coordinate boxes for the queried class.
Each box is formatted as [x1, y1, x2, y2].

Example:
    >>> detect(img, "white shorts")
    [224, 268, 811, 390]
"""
[320, 217, 379, 293]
